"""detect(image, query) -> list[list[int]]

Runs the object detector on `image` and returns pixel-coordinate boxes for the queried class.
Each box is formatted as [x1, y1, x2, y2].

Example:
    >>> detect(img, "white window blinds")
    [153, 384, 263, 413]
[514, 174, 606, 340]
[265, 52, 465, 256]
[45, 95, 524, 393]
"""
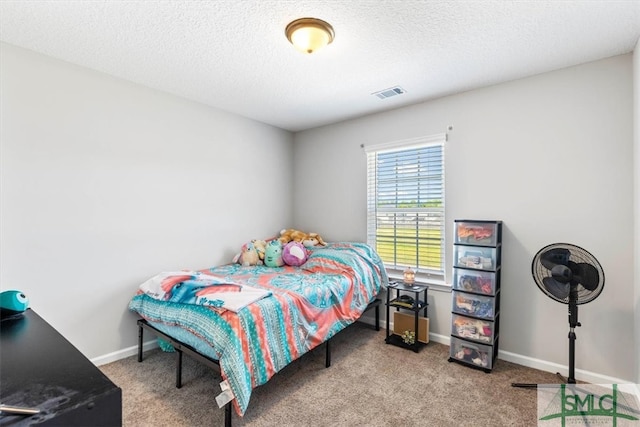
[366, 134, 446, 278]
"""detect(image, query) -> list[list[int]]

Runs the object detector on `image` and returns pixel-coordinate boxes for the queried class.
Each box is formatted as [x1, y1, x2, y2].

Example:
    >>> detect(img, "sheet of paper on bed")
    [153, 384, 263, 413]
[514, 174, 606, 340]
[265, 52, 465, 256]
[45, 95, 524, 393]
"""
[138, 271, 271, 313]
[138, 271, 198, 300]
[194, 285, 272, 313]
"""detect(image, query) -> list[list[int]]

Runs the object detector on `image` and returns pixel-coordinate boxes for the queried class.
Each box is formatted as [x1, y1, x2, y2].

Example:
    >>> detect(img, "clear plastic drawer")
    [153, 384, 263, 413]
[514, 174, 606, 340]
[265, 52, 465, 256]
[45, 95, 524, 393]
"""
[452, 290, 497, 320]
[455, 221, 500, 246]
[451, 313, 495, 344]
[453, 268, 497, 296]
[449, 336, 494, 370]
[454, 245, 499, 271]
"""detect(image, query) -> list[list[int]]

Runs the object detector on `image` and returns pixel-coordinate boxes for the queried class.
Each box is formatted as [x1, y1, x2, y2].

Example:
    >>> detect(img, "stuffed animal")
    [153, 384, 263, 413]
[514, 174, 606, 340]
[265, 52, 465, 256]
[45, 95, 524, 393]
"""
[251, 239, 267, 262]
[237, 242, 260, 267]
[264, 239, 284, 267]
[280, 229, 328, 247]
[282, 241, 310, 266]
[279, 228, 307, 245]
[302, 232, 327, 247]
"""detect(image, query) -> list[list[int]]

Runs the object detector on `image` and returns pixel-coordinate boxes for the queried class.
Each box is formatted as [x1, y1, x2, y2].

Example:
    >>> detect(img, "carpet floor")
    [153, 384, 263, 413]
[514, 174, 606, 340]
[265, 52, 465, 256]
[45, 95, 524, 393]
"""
[100, 322, 563, 426]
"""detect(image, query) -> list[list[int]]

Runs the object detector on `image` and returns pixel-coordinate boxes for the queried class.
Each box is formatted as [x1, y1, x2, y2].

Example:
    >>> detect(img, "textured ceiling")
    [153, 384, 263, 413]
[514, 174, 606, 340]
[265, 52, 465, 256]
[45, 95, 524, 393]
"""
[1, 1, 639, 132]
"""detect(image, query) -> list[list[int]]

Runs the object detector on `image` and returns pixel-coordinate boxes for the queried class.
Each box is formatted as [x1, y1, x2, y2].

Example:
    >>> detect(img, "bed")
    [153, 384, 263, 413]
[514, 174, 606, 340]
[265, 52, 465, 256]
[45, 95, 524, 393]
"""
[129, 241, 387, 425]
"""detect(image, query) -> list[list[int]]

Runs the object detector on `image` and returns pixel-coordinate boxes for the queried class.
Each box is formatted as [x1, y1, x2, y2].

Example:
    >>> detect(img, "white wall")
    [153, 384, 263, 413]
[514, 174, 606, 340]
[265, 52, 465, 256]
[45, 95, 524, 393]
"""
[2, 41, 636, 383]
[0, 43, 294, 359]
[293, 54, 635, 382]
[634, 38, 640, 385]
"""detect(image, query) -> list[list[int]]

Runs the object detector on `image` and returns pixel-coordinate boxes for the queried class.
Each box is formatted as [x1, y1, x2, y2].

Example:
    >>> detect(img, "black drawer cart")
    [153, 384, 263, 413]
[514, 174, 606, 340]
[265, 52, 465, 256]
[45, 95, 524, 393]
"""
[385, 281, 429, 352]
[448, 220, 502, 372]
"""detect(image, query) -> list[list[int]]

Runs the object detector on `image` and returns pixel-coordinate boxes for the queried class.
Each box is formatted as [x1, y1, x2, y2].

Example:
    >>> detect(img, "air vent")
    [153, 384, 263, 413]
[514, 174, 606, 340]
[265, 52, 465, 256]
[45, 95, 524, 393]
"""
[372, 86, 406, 99]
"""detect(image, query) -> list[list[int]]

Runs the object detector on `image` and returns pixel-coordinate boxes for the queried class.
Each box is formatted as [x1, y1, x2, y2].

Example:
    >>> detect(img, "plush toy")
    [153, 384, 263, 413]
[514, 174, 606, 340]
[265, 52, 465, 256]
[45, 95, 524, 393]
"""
[237, 242, 260, 267]
[279, 228, 307, 245]
[302, 232, 327, 248]
[282, 241, 310, 266]
[264, 239, 284, 267]
[279, 229, 328, 247]
[251, 239, 267, 262]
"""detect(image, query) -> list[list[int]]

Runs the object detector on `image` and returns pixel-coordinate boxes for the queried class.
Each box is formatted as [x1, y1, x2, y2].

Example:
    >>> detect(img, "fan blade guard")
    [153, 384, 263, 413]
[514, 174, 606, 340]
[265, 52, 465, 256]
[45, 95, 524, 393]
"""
[540, 247, 571, 270]
[542, 277, 570, 300]
[574, 262, 600, 291]
[531, 243, 604, 305]
[551, 264, 572, 283]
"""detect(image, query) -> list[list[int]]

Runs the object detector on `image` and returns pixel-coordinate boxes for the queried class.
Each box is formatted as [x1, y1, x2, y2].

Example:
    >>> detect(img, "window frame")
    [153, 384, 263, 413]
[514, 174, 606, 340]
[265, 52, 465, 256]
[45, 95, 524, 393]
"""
[365, 133, 447, 286]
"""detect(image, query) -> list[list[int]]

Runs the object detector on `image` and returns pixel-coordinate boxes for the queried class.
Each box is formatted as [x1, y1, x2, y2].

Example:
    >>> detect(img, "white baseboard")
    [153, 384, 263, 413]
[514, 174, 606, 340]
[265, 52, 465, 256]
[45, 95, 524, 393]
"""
[362, 315, 633, 385]
[91, 339, 158, 366]
[95, 318, 634, 386]
[498, 348, 633, 385]
[426, 331, 451, 345]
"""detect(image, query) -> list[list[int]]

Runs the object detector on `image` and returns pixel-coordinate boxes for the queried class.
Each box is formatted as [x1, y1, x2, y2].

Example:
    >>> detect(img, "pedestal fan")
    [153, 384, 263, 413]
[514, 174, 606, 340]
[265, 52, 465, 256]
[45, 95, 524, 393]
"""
[512, 243, 604, 388]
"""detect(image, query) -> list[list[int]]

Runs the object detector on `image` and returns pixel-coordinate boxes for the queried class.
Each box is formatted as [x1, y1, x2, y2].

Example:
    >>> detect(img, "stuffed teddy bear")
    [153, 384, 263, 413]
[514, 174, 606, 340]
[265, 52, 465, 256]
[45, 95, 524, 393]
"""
[282, 241, 310, 266]
[264, 239, 284, 267]
[237, 242, 260, 267]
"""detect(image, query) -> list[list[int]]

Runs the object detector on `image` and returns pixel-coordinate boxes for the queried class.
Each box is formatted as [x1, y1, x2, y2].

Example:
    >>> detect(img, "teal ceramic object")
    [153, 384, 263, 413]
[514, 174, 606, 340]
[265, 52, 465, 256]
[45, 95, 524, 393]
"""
[0, 290, 29, 317]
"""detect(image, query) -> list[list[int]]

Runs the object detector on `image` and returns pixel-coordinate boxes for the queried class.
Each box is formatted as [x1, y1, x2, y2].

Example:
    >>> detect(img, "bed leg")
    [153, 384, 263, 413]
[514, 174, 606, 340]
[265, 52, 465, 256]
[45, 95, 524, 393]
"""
[375, 304, 380, 331]
[176, 349, 183, 388]
[224, 402, 232, 427]
[325, 339, 331, 368]
[137, 322, 144, 362]
[224, 402, 231, 427]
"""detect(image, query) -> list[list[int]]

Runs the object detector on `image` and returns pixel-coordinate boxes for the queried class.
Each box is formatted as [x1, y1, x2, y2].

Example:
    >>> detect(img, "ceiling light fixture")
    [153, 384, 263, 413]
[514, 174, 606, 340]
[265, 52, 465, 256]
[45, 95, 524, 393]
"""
[285, 17, 335, 54]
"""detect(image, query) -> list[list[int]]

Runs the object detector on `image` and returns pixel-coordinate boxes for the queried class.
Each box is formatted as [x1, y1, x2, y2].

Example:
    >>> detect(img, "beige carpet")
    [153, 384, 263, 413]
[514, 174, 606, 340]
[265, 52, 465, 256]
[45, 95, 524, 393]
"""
[100, 322, 563, 426]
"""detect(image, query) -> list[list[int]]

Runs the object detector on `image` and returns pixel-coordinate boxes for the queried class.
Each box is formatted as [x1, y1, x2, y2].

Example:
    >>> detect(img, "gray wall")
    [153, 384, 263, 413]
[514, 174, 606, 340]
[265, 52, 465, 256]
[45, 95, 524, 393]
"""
[0, 43, 294, 359]
[2, 41, 637, 384]
[634, 39, 640, 385]
[293, 54, 636, 382]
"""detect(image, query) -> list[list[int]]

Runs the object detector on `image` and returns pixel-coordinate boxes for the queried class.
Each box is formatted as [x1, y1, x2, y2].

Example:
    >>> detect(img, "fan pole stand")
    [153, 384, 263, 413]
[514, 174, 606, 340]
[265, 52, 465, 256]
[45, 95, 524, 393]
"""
[558, 299, 579, 384]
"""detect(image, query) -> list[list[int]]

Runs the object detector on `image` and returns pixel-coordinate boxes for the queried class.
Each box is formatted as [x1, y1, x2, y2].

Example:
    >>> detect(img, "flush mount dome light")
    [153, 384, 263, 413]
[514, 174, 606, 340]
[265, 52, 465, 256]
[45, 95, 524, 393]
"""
[285, 17, 335, 54]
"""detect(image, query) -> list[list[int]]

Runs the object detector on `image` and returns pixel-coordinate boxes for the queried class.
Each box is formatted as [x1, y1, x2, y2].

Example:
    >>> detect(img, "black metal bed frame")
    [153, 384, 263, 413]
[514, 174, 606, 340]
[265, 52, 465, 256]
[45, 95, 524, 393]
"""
[137, 298, 381, 426]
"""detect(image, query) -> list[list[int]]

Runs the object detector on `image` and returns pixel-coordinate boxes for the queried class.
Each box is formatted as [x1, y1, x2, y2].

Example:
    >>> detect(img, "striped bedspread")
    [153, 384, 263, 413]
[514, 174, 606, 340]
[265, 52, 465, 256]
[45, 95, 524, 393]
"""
[128, 242, 387, 416]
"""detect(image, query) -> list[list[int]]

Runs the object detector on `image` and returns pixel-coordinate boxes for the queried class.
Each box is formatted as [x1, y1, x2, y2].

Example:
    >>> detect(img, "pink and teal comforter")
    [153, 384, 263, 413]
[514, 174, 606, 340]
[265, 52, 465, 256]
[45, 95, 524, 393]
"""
[128, 242, 387, 416]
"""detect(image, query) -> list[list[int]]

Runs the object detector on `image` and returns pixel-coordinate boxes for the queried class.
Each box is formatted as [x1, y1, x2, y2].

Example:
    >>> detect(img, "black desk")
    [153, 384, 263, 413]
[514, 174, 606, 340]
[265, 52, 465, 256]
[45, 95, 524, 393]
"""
[1, 309, 122, 426]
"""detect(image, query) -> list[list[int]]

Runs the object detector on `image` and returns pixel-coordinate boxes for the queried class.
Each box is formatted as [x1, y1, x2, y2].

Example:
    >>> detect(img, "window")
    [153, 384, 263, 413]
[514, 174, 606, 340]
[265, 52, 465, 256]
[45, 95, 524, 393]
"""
[366, 134, 446, 281]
